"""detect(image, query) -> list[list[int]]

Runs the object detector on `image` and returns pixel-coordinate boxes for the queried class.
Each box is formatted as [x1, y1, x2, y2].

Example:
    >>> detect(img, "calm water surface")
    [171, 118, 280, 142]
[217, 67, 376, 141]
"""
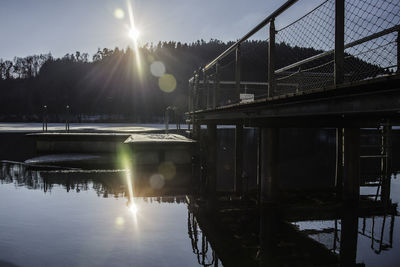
[0, 169, 208, 267]
[0, 125, 399, 266]
[1, 166, 399, 266]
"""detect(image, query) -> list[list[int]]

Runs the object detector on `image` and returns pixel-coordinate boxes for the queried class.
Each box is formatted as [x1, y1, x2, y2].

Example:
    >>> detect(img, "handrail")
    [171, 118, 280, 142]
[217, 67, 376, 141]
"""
[275, 25, 400, 74]
[202, 0, 299, 72]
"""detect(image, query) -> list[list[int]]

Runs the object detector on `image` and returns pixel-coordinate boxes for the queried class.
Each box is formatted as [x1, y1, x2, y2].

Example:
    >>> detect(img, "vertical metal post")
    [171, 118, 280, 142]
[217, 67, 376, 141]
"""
[257, 127, 262, 204]
[188, 80, 193, 115]
[165, 108, 169, 134]
[260, 127, 279, 203]
[397, 30, 400, 74]
[205, 74, 210, 109]
[268, 20, 276, 97]
[334, 0, 345, 85]
[235, 124, 243, 195]
[235, 45, 241, 103]
[202, 71, 207, 109]
[214, 62, 220, 109]
[65, 105, 70, 133]
[343, 127, 360, 202]
[42, 105, 48, 132]
[194, 71, 200, 111]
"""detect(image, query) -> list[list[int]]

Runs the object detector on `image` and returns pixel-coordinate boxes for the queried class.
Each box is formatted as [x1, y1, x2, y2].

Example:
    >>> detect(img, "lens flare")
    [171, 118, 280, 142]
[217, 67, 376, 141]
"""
[158, 161, 176, 180]
[115, 216, 125, 226]
[149, 174, 165, 189]
[150, 61, 166, 77]
[114, 8, 125, 19]
[158, 74, 177, 93]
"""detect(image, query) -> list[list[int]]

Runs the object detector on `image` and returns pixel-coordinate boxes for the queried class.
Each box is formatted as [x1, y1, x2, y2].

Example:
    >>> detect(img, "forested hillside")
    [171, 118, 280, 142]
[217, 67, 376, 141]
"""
[0, 40, 383, 122]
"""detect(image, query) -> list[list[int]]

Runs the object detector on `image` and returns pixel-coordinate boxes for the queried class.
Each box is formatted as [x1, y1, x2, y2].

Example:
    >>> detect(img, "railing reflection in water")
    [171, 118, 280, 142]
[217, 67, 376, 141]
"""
[1, 162, 398, 266]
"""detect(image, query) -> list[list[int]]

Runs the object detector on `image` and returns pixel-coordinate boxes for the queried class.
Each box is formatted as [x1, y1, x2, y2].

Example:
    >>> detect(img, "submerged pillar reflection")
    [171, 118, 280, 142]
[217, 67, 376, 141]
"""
[340, 206, 359, 267]
[206, 124, 217, 212]
[343, 127, 360, 202]
[260, 127, 279, 203]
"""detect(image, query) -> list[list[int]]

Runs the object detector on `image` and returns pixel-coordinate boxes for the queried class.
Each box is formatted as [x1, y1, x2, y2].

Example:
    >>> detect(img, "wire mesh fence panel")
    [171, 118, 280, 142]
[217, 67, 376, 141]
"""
[345, 0, 400, 44]
[275, 0, 336, 92]
[274, 0, 399, 92]
[344, 0, 400, 80]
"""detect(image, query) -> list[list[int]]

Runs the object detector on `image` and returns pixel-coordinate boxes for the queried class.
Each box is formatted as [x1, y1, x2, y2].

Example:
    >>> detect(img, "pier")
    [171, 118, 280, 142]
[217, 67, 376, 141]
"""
[187, 0, 400, 204]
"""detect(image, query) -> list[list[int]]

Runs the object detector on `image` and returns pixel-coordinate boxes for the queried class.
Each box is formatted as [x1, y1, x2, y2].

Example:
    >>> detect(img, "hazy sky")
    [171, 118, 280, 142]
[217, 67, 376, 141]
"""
[0, 0, 322, 60]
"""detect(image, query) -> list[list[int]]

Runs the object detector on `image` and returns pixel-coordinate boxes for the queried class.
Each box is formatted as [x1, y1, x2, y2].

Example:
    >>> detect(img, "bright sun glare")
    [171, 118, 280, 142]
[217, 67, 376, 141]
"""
[129, 203, 138, 215]
[129, 27, 140, 42]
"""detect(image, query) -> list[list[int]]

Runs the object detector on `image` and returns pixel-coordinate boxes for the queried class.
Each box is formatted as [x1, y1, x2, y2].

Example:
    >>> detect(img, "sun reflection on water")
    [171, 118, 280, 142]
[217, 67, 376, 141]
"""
[129, 202, 138, 215]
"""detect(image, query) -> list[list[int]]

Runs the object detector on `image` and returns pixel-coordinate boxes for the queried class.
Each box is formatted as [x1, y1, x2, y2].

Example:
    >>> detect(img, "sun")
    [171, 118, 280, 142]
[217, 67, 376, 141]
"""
[129, 26, 140, 42]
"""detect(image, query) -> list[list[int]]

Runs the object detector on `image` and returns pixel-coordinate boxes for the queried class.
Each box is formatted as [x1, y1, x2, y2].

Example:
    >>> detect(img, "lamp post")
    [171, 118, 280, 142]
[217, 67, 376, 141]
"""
[65, 105, 70, 132]
[42, 105, 48, 132]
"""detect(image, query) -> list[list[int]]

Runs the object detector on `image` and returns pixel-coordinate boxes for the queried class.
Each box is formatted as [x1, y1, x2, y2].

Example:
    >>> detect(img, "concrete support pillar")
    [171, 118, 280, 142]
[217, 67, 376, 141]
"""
[336, 128, 344, 194]
[258, 205, 279, 265]
[193, 123, 201, 140]
[260, 127, 279, 203]
[206, 124, 217, 209]
[343, 127, 360, 202]
[235, 124, 243, 195]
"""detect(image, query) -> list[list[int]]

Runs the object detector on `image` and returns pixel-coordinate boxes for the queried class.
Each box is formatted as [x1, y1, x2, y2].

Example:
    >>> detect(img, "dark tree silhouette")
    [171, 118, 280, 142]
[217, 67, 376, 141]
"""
[0, 40, 384, 122]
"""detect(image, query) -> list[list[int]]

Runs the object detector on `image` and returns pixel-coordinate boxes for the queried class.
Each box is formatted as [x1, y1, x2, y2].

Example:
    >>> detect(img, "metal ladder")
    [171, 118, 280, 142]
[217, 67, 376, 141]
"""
[359, 123, 392, 202]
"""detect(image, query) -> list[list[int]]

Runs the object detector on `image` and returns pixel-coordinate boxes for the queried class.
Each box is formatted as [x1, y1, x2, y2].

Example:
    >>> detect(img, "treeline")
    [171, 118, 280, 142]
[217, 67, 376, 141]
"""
[0, 40, 384, 122]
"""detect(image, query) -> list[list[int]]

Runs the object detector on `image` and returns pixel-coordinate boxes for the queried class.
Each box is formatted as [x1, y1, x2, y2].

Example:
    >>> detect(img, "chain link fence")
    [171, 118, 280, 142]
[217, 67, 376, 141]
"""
[189, 0, 400, 112]
[275, 0, 399, 93]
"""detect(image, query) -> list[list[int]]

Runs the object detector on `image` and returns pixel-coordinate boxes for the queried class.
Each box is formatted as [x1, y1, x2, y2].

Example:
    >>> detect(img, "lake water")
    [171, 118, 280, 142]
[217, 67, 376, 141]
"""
[0, 124, 399, 266]
[0, 164, 399, 266]
[0, 168, 201, 267]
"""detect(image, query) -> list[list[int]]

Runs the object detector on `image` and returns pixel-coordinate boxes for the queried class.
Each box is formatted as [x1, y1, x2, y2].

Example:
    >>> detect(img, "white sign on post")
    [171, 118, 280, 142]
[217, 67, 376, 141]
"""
[240, 93, 254, 103]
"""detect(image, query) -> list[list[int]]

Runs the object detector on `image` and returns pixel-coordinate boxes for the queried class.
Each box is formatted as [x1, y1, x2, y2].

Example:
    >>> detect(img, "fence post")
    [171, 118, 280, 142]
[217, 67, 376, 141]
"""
[194, 71, 199, 111]
[188, 79, 193, 115]
[204, 73, 210, 109]
[334, 0, 345, 85]
[213, 62, 220, 109]
[165, 107, 169, 134]
[268, 19, 276, 97]
[397, 30, 400, 74]
[235, 45, 241, 103]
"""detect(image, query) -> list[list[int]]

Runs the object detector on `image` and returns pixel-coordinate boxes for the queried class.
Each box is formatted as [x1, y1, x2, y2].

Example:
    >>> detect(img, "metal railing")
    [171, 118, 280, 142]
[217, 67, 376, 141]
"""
[188, 0, 400, 114]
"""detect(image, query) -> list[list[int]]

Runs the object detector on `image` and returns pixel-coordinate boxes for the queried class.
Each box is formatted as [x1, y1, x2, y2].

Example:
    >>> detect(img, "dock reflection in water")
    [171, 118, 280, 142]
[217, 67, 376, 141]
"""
[0, 163, 399, 267]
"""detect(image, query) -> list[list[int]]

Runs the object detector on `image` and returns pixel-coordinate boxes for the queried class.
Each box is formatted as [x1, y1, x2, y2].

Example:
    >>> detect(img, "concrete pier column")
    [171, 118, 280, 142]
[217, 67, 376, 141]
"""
[234, 124, 243, 195]
[193, 123, 201, 140]
[258, 205, 279, 265]
[260, 127, 279, 203]
[335, 128, 344, 194]
[206, 124, 217, 209]
[343, 127, 360, 202]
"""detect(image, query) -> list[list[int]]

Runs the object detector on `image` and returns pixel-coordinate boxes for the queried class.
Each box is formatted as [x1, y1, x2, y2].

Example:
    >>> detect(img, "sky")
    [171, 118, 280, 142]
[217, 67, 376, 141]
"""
[0, 0, 322, 60]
